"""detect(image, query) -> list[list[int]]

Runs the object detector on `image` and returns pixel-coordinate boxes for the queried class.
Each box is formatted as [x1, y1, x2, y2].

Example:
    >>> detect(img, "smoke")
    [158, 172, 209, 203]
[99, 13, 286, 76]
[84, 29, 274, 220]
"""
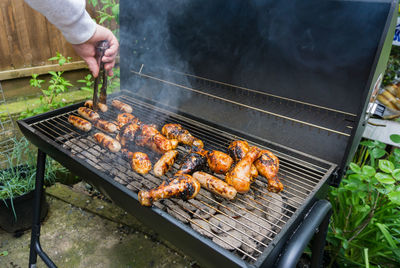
[120, 0, 194, 124]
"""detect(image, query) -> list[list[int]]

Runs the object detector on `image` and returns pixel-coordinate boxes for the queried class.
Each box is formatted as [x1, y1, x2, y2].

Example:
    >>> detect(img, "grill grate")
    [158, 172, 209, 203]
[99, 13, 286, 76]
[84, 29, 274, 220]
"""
[28, 93, 332, 263]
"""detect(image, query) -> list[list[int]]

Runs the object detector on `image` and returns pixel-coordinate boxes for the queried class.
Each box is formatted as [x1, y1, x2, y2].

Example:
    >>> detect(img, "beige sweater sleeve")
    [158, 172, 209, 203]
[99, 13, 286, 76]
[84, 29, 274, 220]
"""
[24, 0, 97, 44]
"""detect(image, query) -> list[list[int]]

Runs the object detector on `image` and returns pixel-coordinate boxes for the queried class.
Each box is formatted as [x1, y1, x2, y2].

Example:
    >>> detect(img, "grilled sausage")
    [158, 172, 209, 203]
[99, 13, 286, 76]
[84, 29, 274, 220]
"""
[193, 171, 237, 200]
[77, 107, 100, 121]
[116, 113, 139, 128]
[206, 150, 233, 174]
[84, 100, 108, 112]
[94, 119, 118, 133]
[68, 115, 92, 132]
[131, 152, 152, 174]
[153, 150, 178, 177]
[112, 99, 133, 113]
[93, 132, 121, 153]
[138, 174, 201, 206]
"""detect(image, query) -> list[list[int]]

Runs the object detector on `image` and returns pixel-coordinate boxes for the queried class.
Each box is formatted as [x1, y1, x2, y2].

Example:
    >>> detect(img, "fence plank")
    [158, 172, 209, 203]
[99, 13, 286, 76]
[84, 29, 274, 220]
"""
[0, 1, 118, 75]
[0, 2, 12, 70]
[23, 2, 51, 67]
[11, 0, 32, 67]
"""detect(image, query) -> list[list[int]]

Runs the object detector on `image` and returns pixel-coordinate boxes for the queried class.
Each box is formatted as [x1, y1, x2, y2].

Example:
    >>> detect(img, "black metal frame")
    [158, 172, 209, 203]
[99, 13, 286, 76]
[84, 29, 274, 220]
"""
[19, 94, 335, 268]
[28, 150, 56, 268]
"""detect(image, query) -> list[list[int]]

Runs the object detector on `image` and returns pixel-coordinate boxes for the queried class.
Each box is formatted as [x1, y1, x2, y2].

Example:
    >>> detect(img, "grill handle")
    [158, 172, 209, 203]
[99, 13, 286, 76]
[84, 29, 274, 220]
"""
[275, 199, 332, 268]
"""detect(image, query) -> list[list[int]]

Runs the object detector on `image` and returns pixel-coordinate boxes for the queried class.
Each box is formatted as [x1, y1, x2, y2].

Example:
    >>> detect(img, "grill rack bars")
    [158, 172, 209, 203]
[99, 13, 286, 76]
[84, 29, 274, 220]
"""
[131, 70, 354, 137]
[27, 94, 334, 263]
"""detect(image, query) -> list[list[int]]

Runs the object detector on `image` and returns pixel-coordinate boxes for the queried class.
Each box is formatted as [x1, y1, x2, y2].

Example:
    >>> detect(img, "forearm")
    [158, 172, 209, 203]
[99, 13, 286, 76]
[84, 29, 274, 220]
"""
[24, 0, 96, 44]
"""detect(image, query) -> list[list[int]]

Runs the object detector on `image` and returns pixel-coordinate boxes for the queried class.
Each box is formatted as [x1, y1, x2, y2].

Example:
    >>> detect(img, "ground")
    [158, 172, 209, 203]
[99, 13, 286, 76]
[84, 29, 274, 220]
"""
[0, 183, 196, 268]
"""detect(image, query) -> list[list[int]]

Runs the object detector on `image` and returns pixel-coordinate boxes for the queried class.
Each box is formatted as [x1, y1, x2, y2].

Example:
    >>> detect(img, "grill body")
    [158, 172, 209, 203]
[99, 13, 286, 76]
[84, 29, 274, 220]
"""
[19, 92, 335, 267]
[20, 0, 398, 266]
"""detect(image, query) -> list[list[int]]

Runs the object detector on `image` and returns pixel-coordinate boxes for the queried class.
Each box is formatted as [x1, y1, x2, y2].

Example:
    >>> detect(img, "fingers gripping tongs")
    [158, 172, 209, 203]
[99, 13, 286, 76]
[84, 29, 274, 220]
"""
[92, 40, 110, 111]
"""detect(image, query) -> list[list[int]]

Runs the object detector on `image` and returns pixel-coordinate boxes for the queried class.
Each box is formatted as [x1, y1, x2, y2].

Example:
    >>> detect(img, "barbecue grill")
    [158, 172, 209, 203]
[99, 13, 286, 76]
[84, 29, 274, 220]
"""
[18, 0, 398, 267]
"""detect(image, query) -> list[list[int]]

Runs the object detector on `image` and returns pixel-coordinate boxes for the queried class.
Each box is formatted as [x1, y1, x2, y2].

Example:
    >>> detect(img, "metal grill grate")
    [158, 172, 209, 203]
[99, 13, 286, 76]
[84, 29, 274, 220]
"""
[28, 93, 333, 263]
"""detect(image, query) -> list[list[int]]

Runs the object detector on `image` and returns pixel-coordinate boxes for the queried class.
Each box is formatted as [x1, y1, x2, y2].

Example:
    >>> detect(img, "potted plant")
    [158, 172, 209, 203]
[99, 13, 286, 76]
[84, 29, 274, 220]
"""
[0, 137, 56, 233]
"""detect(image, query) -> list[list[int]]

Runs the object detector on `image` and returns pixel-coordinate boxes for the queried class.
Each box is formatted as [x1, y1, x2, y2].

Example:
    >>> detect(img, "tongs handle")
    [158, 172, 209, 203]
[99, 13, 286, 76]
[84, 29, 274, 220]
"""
[92, 40, 110, 110]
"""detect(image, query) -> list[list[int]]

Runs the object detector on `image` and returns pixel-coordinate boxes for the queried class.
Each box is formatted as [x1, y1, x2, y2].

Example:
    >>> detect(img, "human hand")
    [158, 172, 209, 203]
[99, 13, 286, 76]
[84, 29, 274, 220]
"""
[72, 25, 119, 77]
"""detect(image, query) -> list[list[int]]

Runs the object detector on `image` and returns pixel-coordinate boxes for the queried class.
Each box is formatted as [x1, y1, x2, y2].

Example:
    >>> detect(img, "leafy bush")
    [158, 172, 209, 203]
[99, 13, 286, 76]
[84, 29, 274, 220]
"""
[327, 139, 400, 267]
[20, 53, 73, 119]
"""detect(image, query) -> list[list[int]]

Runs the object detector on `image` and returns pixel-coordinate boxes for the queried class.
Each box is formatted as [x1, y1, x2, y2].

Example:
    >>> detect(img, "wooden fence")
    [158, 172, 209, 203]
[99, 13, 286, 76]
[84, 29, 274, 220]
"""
[0, 0, 111, 80]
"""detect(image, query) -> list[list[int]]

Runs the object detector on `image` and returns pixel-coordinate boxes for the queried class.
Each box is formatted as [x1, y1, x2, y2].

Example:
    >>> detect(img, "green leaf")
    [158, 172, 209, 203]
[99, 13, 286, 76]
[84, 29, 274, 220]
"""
[375, 172, 396, 184]
[99, 16, 108, 24]
[393, 169, 400, 181]
[48, 71, 57, 77]
[48, 56, 58, 61]
[371, 148, 386, 159]
[388, 191, 400, 205]
[375, 140, 387, 149]
[379, 160, 395, 173]
[360, 140, 375, 147]
[0, 251, 8, 256]
[362, 165, 376, 177]
[376, 223, 398, 248]
[349, 162, 361, 174]
[112, 4, 119, 16]
[390, 134, 400, 144]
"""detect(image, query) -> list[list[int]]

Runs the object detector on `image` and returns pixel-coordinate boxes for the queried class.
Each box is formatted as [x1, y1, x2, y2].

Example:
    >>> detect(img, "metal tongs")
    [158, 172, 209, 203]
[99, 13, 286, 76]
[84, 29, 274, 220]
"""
[92, 40, 110, 111]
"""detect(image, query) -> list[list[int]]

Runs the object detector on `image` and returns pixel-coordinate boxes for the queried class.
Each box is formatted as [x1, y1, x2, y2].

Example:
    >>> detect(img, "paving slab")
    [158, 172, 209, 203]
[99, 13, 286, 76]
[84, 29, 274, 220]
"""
[0, 184, 196, 268]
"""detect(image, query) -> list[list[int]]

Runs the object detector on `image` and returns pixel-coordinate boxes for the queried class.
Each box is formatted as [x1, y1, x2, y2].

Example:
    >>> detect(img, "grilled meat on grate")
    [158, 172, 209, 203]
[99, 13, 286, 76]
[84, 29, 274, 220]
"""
[192, 171, 237, 200]
[206, 150, 233, 174]
[68, 115, 92, 132]
[162, 123, 204, 148]
[138, 174, 201, 206]
[153, 150, 179, 177]
[225, 147, 261, 194]
[228, 140, 258, 179]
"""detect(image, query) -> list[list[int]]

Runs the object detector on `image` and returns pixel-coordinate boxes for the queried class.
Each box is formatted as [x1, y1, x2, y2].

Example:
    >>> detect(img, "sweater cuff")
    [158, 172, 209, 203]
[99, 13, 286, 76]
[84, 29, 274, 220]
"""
[61, 10, 97, 44]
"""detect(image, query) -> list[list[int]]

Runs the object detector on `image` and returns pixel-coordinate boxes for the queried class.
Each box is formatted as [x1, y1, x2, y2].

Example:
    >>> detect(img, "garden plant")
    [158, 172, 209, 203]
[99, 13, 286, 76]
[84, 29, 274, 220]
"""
[327, 135, 400, 267]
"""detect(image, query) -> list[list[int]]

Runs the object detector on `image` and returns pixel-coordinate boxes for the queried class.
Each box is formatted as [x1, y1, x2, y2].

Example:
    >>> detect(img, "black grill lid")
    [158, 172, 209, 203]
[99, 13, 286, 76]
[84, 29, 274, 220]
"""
[120, 0, 398, 185]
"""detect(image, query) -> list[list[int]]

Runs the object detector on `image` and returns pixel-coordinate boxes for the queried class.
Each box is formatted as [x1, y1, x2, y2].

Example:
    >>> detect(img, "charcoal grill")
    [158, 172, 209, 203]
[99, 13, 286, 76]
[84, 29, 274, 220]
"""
[18, 0, 398, 267]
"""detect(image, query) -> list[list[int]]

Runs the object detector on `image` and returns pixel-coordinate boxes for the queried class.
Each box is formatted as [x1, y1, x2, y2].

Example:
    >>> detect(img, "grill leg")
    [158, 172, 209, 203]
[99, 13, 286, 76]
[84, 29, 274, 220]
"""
[28, 150, 57, 268]
[310, 208, 332, 268]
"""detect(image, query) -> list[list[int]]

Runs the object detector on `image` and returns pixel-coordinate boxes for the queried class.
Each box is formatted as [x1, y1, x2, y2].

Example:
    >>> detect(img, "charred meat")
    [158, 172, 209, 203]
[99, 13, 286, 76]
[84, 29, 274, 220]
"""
[138, 174, 201, 206]
[175, 151, 206, 176]
[116, 121, 141, 147]
[93, 132, 121, 153]
[116, 113, 139, 128]
[77, 107, 100, 121]
[161, 123, 204, 148]
[93, 119, 118, 133]
[112, 99, 133, 113]
[84, 100, 108, 113]
[206, 150, 233, 174]
[131, 152, 152, 174]
[153, 150, 179, 177]
[225, 147, 260, 194]
[68, 115, 92, 132]
[254, 150, 283, 192]
[228, 140, 258, 179]
[193, 171, 237, 200]
[136, 124, 178, 154]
